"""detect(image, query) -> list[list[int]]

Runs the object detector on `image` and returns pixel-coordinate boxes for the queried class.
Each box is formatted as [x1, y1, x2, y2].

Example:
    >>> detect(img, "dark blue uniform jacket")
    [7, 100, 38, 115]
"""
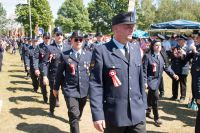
[89, 40, 147, 127]
[54, 49, 92, 98]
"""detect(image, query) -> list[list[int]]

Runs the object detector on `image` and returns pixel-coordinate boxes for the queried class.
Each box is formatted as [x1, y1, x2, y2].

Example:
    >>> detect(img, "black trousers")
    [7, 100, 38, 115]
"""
[159, 76, 164, 95]
[65, 97, 87, 133]
[104, 121, 146, 133]
[147, 89, 159, 120]
[172, 74, 187, 99]
[30, 69, 39, 91]
[49, 81, 58, 113]
[195, 103, 200, 133]
[0, 53, 3, 71]
[39, 74, 47, 102]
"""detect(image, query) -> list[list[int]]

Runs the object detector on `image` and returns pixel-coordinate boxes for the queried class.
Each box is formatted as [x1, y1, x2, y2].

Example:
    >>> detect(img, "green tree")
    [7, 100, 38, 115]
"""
[88, 0, 128, 34]
[137, 0, 156, 30]
[15, 0, 53, 36]
[0, 2, 8, 34]
[155, 0, 200, 23]
[55, 0, 91, 33]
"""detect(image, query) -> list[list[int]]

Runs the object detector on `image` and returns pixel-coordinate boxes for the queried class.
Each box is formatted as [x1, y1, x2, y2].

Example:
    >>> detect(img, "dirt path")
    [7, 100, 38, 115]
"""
[0, 52, 196, 133]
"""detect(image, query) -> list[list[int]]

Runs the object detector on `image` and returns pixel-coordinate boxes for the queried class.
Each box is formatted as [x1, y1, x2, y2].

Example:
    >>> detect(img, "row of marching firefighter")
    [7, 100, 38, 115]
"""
[17, 24, 200, 133]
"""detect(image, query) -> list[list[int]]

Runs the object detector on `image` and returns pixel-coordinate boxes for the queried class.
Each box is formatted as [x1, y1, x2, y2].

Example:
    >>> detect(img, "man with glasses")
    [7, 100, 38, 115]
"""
[42, 27, 70, 116]
[53, 30, 92, 133]
[33, 32, 51, 103]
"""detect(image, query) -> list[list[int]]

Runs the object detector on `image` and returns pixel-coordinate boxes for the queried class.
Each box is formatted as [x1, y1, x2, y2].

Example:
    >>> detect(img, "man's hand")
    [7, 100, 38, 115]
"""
[34, 69, 40, 76]
[191, 45, 197, 53]
[43, 76, 49, 85]
[53, 90, 58, 97]
[26, 67, 30, 72]
[173, 74, 179, 81]
[93, 120, 106, 132]
[197, 99, 200, 104]
[144, 83, 148, 89]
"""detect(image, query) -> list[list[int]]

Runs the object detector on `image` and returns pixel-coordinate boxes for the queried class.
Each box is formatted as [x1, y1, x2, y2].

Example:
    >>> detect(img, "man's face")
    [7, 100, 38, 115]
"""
[43, 36, 50, 45]
[28, 40, 32, 45]
[55, 33, 63, 43]
[96, 36, 103, 42]
[197, 36, 200, 43]
[71, 37, 83, 50]
[33, 40, 39, 46]
[113, 24, 135, 42]
[178, 39, 186, 47]
[153, 42, 162, 53]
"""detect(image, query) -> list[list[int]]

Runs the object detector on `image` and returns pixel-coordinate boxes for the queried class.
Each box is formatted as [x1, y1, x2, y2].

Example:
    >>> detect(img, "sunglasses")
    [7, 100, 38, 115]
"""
[56, 33, 63, 36]
[74, 38, 83, 42]
[44, 37, 50, 39]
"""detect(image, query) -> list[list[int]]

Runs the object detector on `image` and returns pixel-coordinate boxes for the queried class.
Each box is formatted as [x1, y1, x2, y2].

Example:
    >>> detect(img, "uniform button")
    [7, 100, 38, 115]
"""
[80, 83, 81, 85]
[129, 76, 131, 79]
[78, 66, 80, 68]
[79, 77, 81, 79]
[130, 88, 132, 90]
[130, 98, 131, 101]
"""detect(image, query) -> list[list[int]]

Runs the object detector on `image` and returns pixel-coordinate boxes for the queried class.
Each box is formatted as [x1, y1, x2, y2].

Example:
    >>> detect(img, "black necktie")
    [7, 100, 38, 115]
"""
[77, 53, 80, 60]
[124, 45, 129, 61]
[58, 45, 62, 51]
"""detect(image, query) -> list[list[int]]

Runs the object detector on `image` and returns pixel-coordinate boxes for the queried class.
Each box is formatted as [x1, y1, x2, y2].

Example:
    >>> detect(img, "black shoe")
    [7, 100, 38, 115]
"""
[154, 119, 162, 127]
[26, 75, 30, 80]
[32, 88, 38, 93]
[179, 98, 185, 103]
[169, 96, 177, 101]
[159, 93, 164, 98]
[49, 112, 54, 117]
[146, 112, 154, 119]
[44, 97, 48, 104]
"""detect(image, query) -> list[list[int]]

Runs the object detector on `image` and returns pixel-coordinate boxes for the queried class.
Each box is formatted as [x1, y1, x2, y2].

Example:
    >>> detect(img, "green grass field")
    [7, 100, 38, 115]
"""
[0, 52, 196, 133]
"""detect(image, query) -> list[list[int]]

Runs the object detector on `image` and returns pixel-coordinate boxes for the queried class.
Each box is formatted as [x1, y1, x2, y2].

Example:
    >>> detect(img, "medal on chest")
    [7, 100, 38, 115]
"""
[41, 53, 44, 58]
[70, 64, 75, 75]
[109, 70, 121, 87]
[152, 63, 157, 73]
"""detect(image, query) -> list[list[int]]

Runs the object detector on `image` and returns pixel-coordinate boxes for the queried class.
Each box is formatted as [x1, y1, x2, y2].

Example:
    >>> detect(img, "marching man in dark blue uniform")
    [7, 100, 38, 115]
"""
[170, 35, 190, 103]
[0, 39, 5, 72]
[42, 27, 70, 116]
[24, 37, 40, 92]
[143, 40, 179, 127]
[89, 12, 147, 133]
[53, 30, 92, 133]
[33, 32, 51, 103]
[22, 37, 32, 79]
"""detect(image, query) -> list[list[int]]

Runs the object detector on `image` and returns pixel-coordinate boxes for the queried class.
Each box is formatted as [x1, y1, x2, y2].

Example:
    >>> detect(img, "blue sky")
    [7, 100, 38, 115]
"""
[0, 0, 91, 19]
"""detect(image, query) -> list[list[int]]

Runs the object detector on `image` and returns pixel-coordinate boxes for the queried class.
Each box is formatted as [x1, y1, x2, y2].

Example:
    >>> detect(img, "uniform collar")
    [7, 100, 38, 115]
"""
[72, 48, 82, 55]
[113, 37, 129, 50]
[55, 42, 63, 47]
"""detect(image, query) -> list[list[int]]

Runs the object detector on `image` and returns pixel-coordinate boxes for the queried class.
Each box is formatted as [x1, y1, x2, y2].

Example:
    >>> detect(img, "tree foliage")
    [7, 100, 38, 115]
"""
[87, 0, 200, 33]
[137, 0, 156, 30]
[15, 0, 53, 36]
[0, 2, 7, 34]
[155, 0, 200, 22]
[55, 0, 91, 33]
[87, 0, 128, 34]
